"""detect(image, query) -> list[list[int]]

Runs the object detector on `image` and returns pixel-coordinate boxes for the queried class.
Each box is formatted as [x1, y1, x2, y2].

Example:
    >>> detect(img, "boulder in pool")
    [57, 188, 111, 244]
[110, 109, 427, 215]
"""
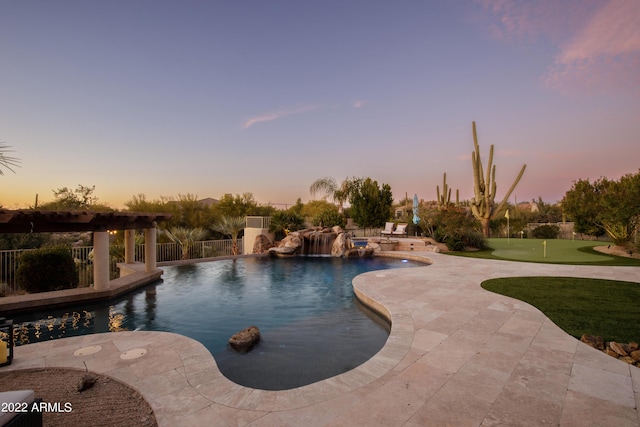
[229, 326, 261, 352]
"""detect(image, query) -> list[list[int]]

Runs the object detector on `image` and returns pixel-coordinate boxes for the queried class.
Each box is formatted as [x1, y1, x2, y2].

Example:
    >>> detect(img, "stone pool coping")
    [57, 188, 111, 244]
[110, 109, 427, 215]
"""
[2, 252, 640, 426]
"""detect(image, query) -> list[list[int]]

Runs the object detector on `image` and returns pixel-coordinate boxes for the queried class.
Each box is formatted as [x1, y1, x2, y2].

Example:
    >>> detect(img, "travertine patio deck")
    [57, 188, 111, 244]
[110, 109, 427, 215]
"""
[2, 252, 639, 426]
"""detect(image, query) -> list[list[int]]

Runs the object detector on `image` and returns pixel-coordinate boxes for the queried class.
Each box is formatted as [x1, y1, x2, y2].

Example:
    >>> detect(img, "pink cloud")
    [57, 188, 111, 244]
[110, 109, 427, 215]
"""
[243, 104, 320, 129]
[474, 0, 593, 43]
[352, 100, 366, 108]
[558, 1, 640, 62]
[475, 0, 640, 95]
[543, 0, 640, 94]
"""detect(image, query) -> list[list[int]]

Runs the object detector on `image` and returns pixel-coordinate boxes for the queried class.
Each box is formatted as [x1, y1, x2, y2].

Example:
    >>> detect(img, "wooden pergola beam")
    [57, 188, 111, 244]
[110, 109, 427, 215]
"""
[0, 210, 172, 234]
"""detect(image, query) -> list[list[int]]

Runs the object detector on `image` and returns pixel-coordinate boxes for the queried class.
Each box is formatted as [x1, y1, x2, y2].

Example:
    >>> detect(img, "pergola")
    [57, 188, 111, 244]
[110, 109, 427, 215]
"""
[0, 210, 172, 291]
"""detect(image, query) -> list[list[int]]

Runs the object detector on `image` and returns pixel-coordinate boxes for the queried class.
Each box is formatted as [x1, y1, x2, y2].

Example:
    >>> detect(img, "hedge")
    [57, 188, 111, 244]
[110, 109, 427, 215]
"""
[16, 246, 79, 293]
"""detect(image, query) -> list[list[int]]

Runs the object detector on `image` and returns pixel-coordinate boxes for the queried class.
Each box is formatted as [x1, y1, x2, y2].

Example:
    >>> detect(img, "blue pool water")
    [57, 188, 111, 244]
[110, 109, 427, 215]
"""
[11, 256, 424, 389]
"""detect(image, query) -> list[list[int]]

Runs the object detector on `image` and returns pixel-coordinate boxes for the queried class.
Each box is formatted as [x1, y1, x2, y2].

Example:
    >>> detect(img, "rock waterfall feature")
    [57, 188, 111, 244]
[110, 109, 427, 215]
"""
[268, 227, 374, 257]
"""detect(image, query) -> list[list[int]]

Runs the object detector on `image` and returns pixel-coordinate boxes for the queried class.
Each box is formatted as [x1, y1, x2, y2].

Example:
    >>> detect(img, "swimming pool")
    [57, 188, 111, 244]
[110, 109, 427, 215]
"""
[11, 256, 425, 389]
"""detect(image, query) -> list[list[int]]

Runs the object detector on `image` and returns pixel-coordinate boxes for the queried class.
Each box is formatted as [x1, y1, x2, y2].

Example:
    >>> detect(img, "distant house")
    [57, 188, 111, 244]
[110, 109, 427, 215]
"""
[516, 201, 537, 213]
[198, 198, 219, 207]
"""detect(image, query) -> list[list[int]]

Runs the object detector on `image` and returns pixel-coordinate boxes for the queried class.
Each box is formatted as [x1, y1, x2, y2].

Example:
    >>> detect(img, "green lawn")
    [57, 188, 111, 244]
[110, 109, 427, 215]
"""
[448, 238, 640, 266]
[449, 238, 640, 343]
[482, 277, 640, 343]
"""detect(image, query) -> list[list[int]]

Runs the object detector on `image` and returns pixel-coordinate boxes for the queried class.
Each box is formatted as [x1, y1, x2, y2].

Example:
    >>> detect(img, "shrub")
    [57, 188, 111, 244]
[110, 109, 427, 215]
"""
[427, 208, 485, 250]
[269, 211, 305, 241]
[461, 230, 486, 250]
[16, 246, 79, 293]
[445, 236, 466, 251]
[531, 224, 560, 239]
[312, 209, 346, 228]
[433, 228, 448, 243]
[445, 230, 486, 251]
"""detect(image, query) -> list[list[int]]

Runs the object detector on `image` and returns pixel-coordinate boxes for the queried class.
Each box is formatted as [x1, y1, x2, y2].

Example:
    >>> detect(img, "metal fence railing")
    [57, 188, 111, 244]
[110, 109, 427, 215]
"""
[0, 249, 31, 292]
[0, 239, 242, 294]
[155, 239, 241, 261]
[246, 216, 271, 229]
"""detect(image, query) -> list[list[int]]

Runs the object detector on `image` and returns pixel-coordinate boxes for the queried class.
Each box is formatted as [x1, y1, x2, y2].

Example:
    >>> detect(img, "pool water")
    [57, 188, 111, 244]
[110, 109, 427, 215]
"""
[352, 240, 368, 247]
[11, 256, 424, 389]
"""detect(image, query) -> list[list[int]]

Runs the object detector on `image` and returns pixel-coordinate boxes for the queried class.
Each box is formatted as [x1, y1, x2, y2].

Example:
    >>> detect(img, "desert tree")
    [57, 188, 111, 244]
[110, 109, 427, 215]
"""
[562, 171, 640, 245]
[349, 177, 393, 235]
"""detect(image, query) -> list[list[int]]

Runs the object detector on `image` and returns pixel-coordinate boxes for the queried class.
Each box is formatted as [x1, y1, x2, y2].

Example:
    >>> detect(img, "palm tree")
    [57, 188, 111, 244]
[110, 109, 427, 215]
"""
[309, 176, 361, 213]
[310, 177, 338, 201]
[0, 143, 20, 175]
[213, 216, 245, 256]
[165, 227, 208, 260]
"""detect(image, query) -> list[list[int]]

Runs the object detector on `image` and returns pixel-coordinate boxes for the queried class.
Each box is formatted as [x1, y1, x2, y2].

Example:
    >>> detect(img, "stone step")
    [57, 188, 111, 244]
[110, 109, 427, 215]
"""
[395, 241, 430, 251]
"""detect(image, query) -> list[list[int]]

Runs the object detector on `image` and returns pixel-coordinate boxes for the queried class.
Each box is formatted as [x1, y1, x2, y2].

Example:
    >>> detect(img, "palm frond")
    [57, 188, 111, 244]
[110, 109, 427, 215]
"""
[309, 177, 337, 200]
[0, 143, 21, 175]
[213, 216, 246, 237]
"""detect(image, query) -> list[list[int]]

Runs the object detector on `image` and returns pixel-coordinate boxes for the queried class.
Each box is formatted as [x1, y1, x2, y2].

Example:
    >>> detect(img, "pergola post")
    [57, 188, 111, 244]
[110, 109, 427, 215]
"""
[93, 231, 110, 291]
[124, 229, 135, 264]
[144, 226, 157, 272]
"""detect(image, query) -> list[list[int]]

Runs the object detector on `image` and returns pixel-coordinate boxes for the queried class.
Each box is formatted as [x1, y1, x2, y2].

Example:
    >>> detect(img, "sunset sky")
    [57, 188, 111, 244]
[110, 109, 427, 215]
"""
[1, 0, 639, 209]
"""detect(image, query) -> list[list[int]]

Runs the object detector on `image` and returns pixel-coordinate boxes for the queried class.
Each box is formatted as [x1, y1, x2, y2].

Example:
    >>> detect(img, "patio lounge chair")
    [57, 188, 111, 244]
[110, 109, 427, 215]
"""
[380, 222, 395, 237]
[391, 223, 408, 237]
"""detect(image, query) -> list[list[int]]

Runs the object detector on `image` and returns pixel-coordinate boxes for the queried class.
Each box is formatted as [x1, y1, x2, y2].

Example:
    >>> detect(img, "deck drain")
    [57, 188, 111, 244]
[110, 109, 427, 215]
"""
[120, 348, 147, 360]
[73, 345, 102, 356]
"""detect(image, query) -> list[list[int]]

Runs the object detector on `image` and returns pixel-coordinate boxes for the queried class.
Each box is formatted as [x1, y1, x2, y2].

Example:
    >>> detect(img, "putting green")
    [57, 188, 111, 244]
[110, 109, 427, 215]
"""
[487, 238, 613, 263]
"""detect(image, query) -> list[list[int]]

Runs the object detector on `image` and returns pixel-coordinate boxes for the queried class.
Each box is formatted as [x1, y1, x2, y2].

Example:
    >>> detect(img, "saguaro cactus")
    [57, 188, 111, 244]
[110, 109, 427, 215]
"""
[470, 121, 526, 237]
[437, 173, 459, 210]
[436, 173, 451, 210]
